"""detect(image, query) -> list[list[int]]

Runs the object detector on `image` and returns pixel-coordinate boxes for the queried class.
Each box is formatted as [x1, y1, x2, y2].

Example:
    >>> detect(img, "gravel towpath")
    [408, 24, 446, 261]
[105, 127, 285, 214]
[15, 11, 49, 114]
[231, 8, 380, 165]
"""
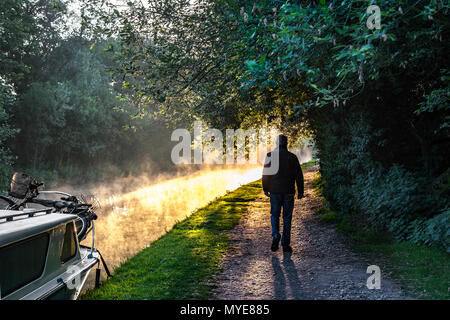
[210, 168, 409, 300]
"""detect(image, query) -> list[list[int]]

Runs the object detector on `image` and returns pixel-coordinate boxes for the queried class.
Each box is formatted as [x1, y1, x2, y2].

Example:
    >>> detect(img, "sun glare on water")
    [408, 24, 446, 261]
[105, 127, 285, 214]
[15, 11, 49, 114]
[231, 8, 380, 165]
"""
[82, 166, 262, 270]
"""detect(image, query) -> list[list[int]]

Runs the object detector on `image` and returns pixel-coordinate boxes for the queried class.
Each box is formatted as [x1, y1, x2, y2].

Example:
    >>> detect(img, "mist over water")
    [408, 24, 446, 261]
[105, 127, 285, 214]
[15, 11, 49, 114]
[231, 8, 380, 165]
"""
[64, 142, 313, 288]
[78, 146, 312, 275]
[293, 147, 313, 164]
[81, 166, 263, 271]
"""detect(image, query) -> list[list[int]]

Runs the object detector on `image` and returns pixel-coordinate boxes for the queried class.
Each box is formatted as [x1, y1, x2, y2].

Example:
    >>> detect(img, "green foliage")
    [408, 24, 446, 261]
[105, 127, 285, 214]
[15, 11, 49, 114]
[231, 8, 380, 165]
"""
[3, 35, 177, 186]
[11, 39, 131, 166]
[415, 69, 450, 132]
[238, 1, 448, 109]
[0, 0, 35, 86]
[412, 209, 450, 251]
[0, 84, 17, 189]
[318, 209, 341, 224]
[300, 159, 317, 170]
[79, 0, 241, 127]
[312, 171, 324, 198]
[336, 215, 355, 235]
[353, 239, 450, 300]
[1, 0, 447, 257]
[315, 182, 449, 299]
[237, 0, 449, 204]
[317, 113, 449, 251]
[0, 0, 68, 89]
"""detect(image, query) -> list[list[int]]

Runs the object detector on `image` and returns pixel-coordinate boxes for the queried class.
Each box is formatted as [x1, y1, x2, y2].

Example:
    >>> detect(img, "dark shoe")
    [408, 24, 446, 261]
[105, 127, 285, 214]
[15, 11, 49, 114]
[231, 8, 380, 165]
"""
[283, 245, 293, 253]
[271, 237, 280, 252]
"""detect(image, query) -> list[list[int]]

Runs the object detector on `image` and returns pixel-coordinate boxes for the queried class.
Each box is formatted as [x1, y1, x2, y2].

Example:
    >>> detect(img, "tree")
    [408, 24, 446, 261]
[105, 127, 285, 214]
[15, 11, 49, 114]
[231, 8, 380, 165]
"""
[79, 0, 449, 250]
[0, 84, 17, 188]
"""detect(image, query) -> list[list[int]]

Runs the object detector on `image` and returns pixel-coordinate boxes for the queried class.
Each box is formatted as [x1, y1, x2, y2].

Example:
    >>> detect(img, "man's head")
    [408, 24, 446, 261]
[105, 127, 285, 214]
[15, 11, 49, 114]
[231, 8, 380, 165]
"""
[276, 134, 288, 148]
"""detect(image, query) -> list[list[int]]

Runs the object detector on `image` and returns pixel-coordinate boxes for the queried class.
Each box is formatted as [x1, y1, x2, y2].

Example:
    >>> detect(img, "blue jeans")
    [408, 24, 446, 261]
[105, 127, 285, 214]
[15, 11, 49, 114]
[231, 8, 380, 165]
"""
[270, 193, 295, 247]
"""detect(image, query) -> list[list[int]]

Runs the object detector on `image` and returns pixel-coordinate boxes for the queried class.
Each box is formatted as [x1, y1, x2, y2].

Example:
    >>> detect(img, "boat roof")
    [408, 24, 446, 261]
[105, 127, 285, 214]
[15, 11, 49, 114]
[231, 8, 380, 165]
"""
[0, 210, 77, 247]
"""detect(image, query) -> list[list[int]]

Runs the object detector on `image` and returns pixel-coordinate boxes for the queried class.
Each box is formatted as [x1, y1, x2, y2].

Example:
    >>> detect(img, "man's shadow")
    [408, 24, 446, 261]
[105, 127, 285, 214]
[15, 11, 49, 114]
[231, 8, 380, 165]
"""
[271, 253, 303, 299]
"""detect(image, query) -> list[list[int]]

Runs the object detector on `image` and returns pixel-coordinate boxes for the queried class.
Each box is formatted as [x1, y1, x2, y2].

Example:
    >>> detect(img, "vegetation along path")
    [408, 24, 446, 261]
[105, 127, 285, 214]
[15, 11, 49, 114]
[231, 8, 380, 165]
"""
[85, 164, 448, 300]
[210, 167, 409, 300]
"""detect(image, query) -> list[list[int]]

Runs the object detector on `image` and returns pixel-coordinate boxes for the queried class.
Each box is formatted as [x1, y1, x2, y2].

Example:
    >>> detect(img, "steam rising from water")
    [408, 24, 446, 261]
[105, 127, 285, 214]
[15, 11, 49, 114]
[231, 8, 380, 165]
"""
[81, 166, 262, 270]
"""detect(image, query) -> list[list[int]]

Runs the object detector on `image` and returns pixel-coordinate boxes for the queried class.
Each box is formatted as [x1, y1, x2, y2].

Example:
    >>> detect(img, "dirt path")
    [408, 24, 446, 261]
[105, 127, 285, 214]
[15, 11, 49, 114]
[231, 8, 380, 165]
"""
[210, 168, 409, 300]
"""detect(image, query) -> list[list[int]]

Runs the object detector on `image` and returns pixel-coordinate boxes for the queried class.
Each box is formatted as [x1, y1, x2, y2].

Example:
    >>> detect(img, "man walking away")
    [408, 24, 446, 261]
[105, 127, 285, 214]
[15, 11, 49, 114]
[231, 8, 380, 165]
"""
[262, 134, 304, 253]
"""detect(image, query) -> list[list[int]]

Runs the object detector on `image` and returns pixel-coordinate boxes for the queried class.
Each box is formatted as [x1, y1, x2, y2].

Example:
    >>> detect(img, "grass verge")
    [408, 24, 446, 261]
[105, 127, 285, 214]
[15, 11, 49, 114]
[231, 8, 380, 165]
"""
[300, 160, 317, 170]
[82, 180, 262, 300]
[313, 172, 450, 300]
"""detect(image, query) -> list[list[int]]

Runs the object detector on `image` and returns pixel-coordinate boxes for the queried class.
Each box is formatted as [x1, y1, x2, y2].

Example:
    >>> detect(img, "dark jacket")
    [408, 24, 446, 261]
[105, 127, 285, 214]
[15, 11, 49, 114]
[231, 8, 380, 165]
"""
[262, 146, 304, 195]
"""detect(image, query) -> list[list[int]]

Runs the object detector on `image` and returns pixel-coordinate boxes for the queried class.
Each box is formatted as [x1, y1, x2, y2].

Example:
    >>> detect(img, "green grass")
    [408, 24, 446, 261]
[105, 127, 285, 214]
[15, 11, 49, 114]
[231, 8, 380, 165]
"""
[318, 209, 341, 224]
[352, 240, 450, 299]
[82, 180, 262, 300]
[301, 160, 317, 170]
[313, 173, 450, 300]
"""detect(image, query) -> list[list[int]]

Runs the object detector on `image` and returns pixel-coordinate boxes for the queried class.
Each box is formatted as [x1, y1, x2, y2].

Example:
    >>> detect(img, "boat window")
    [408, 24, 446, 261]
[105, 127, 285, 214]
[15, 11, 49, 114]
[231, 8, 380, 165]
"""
[61, 222, 77, 263]
[0, 233, 49, 297]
